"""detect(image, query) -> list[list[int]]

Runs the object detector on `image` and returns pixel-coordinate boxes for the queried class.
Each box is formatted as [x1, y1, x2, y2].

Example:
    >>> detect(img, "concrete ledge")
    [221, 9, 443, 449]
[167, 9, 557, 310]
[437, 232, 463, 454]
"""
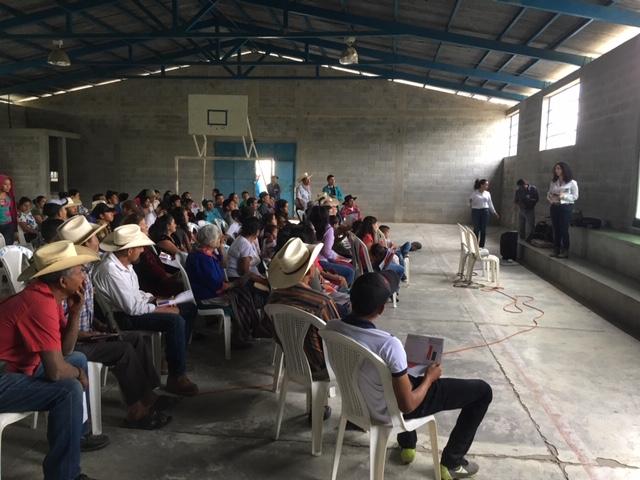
[570, 227, 640, 283]
[520, 241, 640, 339]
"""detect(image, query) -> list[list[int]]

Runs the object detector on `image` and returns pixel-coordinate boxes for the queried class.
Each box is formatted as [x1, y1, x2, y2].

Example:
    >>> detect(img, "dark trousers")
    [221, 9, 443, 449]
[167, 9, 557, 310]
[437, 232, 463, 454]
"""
[518, 208, 536, 241]
[471, 208, 490, 248]
[116, 303, 196, 377]
[75, 332, 160, 405]
[397, 377, 493, 469]
[550, 204, 572, 251]
[0, 222, 15, 246]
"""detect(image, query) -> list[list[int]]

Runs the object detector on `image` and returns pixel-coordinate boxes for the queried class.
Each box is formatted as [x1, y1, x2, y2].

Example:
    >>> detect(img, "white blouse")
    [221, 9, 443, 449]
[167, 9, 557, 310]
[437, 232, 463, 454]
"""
[469, 190, 497, 214]
[547, 180, 579, 205]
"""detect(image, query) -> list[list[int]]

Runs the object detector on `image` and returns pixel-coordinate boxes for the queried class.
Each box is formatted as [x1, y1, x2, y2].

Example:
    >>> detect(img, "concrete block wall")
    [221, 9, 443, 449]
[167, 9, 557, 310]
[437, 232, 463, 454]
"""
[0, 130, 49, 198]
[15, 70, 508, 223]
[501, 35, 640, 230]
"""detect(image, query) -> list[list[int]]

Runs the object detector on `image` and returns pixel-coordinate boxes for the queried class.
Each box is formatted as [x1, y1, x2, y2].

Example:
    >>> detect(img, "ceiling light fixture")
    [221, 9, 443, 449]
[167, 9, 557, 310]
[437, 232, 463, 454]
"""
[339, 36, 358, 65]
[47, 40, 71, 67]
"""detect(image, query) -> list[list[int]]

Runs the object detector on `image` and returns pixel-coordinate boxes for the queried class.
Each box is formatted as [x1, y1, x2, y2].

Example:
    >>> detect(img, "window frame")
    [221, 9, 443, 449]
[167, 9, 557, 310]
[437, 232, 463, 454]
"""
[507, 111, 519, 157]
[539, 80, 581, 152]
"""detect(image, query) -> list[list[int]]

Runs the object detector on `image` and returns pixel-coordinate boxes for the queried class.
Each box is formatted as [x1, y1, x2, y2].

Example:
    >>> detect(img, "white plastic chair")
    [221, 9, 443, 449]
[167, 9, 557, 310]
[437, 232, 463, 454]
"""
[94, 289, 163, 377]
[320, 330, 441, 480]
[0, 412, 39, 479]
[176, 262, 231, 360]
[264, 304, 330, 457]
[0, 246, 33, 295]
[348, 233, 397, 308]
[456, 224, 471, 278]
[86, 361, 104, 435]
[0, 234, 5, 248]
[465, 228, 500, 286]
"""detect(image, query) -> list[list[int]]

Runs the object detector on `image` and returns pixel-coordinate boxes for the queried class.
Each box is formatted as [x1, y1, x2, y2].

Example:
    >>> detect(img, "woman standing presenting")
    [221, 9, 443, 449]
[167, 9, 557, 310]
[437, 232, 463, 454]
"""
[469, 179, 499, 248]
[547, 162, 579, 258]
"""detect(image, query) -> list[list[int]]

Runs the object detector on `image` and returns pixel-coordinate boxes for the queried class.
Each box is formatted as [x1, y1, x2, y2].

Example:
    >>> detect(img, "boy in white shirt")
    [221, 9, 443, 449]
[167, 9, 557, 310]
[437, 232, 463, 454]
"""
[326, 272, 492, 479]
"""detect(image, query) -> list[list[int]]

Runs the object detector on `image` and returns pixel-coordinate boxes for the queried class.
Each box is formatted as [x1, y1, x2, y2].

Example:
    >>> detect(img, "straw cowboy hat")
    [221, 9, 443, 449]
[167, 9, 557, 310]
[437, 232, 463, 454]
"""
[63, 197, 83, 208]
[300, 172, 312, 181]
[57, 215, 107, 245]
[100, 224, 155, 252]
[18, 240, 100, 282]
[268, 237, 323, 290]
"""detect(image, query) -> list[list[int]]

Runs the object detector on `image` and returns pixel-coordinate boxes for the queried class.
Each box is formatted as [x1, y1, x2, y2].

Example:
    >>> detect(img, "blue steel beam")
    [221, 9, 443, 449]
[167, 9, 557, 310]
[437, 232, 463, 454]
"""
[495, 0, 640, 27]
[0, 38, 240, 96]
[235, 0, 592, 65]
[496, 0, 620, 89]
[0, 0, 117, 31]
[216, 20, 548, 89]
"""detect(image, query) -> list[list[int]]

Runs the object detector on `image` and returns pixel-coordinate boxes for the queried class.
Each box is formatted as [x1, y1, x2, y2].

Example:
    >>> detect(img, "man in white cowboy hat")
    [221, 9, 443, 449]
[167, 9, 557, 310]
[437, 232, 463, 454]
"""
[93, 225, 199, 396]
[267, 238, 339, 384]
[295, 172, 313, 212]
[58, 216, 171, 429]
[0, 240, 101, 480]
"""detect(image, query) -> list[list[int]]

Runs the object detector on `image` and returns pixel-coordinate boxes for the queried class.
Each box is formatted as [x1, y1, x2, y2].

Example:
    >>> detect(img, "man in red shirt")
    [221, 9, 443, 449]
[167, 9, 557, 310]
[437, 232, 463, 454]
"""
[0, 241, 100, 480]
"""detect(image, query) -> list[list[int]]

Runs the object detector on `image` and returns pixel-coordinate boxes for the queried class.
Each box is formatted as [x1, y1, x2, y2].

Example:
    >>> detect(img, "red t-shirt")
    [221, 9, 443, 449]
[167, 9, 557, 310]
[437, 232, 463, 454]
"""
[0, 281, 63, 375]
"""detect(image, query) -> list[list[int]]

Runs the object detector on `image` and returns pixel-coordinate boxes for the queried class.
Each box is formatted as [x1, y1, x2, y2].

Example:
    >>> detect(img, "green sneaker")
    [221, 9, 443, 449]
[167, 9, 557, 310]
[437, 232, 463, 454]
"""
[444, 459, 479, 478]
[400, 448, 416, 464]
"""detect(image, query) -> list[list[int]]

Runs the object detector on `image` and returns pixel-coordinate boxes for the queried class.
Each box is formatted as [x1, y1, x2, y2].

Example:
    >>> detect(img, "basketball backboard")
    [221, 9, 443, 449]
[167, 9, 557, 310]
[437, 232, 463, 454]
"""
[188, 94, 248, 136]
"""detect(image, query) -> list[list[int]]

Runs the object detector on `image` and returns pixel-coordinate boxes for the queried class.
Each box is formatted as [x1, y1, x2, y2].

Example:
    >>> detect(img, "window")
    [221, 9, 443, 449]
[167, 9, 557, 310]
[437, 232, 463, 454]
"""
[507, 112, 519, 156]
[540, 80, 580, 151]
[255, 158, 275, 195]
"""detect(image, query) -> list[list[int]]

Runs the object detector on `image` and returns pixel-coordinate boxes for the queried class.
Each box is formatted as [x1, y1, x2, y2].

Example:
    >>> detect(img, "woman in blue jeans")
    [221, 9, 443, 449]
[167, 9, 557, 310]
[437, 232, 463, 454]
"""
[308, 205, 355, 285]
[547, 162, 579, 258]
[469, 179, 500, 248]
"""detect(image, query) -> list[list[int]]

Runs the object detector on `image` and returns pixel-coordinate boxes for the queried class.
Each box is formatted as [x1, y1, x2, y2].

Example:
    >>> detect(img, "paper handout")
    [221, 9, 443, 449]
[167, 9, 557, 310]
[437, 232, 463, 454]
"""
[404, 334, 444, 377]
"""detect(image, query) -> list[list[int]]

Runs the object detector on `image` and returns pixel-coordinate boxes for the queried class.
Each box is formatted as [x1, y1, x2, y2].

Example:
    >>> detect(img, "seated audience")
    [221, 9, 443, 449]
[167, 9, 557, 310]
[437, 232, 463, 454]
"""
[170, 206, 193, 252]
[57, 215, 171, 430]
[113, 199, 140, 228]
[91, 202, 116, 240]
[121, 213, 184, 298]
[239, 191, 250, 208]
[41, 218, 65, 244]
[274, 199, 290, 227]
[267, 237, 340, 383]
[226, 217, 264, 281]
[68, 189, 89, 216]
[340, 195, 362, 224]
[31, 195, 47, 225]
[149, 214, 184, 257]
[309, 205, 355, 285]
[185, 224, 231, 306]
[93, 224, 198, 396]
[326, 272, 492, 477]
[226, 209, 242, 240]
[370, 243, 405, 284]
[0, 241, 102, 480]
[43, 199, 68, 221]
[258, 192, 274, 217]
[261, 225, 278, 261]
[17, 196, 39, 242]
[203, 199, 223, 224]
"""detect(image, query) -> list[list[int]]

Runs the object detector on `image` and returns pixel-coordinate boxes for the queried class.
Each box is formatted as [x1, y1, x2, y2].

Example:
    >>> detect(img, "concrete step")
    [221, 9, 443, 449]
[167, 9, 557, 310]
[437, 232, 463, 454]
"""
[520, 241, 640, 339]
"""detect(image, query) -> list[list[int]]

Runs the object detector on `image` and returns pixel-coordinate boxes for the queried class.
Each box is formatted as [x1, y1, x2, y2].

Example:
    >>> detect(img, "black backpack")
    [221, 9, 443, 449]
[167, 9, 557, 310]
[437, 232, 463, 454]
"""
[532, 221, 553, 242]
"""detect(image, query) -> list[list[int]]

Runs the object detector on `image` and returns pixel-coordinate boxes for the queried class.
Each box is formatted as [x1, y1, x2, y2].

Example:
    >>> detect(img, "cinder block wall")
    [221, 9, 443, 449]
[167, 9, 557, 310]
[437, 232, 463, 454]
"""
[18, 73, 508, 223]
[501, 35, 640, 230]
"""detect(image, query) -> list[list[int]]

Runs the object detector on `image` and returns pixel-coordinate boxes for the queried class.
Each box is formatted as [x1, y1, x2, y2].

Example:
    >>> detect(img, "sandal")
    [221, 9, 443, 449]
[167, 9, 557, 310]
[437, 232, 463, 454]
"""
[122, 410, 172, 430]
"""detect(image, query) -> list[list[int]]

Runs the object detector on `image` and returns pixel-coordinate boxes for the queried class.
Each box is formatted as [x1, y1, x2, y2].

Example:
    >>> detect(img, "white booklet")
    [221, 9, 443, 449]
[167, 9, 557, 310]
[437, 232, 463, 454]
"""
[404, 334, 444, 377]
[156, 290, 195, 307]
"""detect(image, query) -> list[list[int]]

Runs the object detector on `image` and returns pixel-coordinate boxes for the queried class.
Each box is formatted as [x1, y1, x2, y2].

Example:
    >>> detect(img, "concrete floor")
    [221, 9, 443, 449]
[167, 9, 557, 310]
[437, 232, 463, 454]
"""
[4, 224, 640, 480]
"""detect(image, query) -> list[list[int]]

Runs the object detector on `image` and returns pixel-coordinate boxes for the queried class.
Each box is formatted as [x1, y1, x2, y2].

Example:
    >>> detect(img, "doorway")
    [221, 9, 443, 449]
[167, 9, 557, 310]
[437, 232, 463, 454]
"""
[214, 142, 296, 207]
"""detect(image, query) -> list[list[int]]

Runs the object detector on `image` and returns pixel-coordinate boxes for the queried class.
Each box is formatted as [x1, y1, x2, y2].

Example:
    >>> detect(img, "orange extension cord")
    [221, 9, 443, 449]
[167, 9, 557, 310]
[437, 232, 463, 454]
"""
[443, 286, 545, 356]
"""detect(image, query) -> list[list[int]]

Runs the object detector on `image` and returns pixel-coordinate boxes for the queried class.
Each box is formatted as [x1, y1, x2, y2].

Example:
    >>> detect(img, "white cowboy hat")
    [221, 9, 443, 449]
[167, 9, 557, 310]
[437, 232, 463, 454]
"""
[18, 240, 100, 282]
[300, 172, 312, 181]
[63, 197, 83, 208]
[99, 224, 155, 252]
[91, 200, 107, 209]
[267, 237, 323, 290]
[57, 215, 107, 246]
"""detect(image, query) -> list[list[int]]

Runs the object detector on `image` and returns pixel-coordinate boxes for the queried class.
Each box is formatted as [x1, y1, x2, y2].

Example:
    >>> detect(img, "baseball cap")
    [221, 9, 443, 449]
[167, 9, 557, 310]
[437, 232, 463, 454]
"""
[350, 272, 397, 316]
[343, 195, 357, 204]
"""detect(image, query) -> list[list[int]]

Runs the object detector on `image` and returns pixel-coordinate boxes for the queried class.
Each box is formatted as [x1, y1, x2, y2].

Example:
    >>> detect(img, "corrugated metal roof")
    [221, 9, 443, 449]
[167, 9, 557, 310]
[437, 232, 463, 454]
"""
[0, 0, 638, 105]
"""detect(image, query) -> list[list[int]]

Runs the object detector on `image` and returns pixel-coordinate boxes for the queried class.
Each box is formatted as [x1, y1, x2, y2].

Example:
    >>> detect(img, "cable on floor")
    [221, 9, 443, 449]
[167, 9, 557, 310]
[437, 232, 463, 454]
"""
[444, 286, 545, 356]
